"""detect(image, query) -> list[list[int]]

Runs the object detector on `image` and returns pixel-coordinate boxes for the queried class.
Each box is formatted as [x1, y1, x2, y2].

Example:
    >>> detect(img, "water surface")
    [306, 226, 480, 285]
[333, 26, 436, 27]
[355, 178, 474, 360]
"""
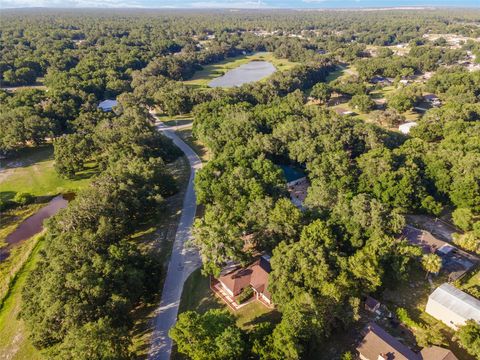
[0, 195, 69, 261]
[209, 61, 276, 88]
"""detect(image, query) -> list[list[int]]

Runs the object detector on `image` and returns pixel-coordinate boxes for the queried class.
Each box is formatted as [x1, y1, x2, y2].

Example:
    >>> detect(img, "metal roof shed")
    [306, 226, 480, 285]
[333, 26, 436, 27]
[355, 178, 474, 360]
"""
[426, 283, 480, 330]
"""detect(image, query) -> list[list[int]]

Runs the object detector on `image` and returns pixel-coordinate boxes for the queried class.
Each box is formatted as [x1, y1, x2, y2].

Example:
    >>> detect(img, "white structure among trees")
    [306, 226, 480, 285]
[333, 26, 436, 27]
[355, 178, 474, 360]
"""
[426, 283, 480, 330]
[398, 121, 418, 134]
[98, 99, 118, 112]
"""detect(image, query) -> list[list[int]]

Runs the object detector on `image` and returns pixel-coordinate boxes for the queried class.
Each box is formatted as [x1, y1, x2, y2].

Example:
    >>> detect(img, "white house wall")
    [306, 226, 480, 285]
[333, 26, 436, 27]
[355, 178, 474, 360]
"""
[426, 298, 467, 330]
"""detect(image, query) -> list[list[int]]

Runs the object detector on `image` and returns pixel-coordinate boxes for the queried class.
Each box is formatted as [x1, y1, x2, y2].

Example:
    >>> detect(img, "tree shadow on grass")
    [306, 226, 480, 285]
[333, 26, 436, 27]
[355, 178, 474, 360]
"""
[1, 145, 54, 169]
[0, 191, 16, 203]
[242, 308, 281, 328]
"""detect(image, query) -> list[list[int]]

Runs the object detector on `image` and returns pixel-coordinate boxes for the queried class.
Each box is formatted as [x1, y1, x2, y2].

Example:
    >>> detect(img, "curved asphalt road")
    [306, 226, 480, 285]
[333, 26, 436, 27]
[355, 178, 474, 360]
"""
[148, 117, 202, 360]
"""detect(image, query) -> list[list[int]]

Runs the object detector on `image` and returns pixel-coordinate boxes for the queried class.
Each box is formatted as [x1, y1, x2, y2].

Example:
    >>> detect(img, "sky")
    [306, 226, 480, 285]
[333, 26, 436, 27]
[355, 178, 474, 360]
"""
[1, 0, 479, 9]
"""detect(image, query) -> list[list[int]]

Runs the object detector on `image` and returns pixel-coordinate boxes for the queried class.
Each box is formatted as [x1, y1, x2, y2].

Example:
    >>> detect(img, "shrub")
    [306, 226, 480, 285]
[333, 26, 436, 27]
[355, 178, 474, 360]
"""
[349, 94, 375, 113]
[236, 287, 254, 304]
[13, 192, 34, 206]
[452, 208, 474, 231]
[396, 307, 418, 329]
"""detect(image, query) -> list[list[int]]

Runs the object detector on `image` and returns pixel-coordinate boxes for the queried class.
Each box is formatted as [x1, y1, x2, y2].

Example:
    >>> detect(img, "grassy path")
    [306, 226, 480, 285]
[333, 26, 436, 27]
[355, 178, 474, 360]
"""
[0, 238, 44, 360]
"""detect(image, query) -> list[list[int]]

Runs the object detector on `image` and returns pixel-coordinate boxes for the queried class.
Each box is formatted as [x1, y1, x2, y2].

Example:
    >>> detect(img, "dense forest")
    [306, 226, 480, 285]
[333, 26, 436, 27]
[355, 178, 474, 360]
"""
[1, 8, 480, 360]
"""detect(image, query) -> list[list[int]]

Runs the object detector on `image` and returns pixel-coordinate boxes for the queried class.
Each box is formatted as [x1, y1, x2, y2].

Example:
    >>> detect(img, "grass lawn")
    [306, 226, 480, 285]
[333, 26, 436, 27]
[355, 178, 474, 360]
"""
[155, 114, 193, 127]
[326, 64, 358, 83]
[176, 128, 211, 162]
[0, 145, 96, 202]
[457, 268, 480, 298]
[370, 85, 396, 99]
[0, 238, 45, 360]
[183, 52, 298, 88]
[178, 268, 223, 315]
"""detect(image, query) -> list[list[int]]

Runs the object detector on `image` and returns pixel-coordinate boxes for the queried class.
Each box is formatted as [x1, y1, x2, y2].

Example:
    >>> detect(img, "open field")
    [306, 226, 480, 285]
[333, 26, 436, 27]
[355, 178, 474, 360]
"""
[0, 238, 45, 360]
[183, 52, 298, 88]
[0, 145, 96, 202]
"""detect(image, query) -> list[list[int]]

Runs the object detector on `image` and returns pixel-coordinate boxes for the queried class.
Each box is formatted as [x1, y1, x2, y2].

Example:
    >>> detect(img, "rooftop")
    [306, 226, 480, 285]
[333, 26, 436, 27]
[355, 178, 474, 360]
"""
[98, 99, 118, 111]
[218, 255, 272, 300]
[356, 322, 420, 360]
[428, 283, 480, 323]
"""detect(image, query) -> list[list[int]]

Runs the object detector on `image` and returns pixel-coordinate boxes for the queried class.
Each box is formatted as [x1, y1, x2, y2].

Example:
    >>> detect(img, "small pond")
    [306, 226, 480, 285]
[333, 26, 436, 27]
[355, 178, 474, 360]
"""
[0, 194, 70, 261]
[209, 61, 276, 88]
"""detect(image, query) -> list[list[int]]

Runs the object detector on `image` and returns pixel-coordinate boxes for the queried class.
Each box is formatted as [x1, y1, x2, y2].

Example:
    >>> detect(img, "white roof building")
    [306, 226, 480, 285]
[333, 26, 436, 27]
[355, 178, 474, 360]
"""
[398, 122, 418, 134]
[98, 99, 118, 112]
[426, 283, 480, 330]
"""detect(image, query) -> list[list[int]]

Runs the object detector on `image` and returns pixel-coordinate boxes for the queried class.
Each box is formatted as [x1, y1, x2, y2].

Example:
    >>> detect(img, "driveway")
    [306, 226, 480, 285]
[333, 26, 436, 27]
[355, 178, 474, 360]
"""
[405, 214, 459, 242]
[148, 118, 202, 360]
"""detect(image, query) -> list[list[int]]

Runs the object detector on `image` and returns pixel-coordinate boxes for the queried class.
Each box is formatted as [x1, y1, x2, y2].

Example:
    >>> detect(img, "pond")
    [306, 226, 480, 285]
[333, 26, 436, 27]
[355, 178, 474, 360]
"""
[0, 194, 70, 261]
[209, 61, 276, 88]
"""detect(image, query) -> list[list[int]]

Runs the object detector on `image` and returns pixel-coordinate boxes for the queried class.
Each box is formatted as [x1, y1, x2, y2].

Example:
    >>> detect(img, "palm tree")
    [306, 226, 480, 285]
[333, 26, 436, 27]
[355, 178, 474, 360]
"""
[421, 253, 442, 279]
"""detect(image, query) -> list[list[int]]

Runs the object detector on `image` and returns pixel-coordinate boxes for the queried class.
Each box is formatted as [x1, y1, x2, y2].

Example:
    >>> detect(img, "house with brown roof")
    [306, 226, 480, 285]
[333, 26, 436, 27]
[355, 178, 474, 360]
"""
[215, 255, 273, 309]
[420, 346, 459, 360]
[356, 322, 458, 360]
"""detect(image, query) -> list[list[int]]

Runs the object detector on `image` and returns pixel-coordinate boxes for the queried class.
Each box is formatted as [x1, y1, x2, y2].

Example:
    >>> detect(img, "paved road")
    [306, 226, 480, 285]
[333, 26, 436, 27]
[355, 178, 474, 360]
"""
[148, 118, 202, 360]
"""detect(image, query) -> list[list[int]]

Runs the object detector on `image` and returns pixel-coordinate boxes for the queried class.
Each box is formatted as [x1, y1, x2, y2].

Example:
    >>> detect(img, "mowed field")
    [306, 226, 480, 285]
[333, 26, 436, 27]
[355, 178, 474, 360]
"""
[0, 238, 45, 360]
[183, 52, 298, 87]
[0, 145, 95, 202]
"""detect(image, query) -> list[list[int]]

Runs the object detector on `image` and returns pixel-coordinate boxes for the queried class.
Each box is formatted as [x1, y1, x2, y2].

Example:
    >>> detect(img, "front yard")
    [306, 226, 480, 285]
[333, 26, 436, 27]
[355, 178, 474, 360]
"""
[178, 269, 279, 330]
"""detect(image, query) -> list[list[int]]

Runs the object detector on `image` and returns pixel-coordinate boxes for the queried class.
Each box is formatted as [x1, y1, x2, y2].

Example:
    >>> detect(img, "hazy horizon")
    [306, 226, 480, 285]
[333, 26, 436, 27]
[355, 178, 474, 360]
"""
[1, 0, 479, 10]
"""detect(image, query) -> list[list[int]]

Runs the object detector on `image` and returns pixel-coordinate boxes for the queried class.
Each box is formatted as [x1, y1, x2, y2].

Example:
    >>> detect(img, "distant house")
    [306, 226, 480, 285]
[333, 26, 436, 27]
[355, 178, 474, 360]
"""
[398, 122, 418, 134]
[335, 107, 354, 116]
[216, 255, 273, 308]
[423, 94, 441, 107]
[98, 99, 118, 112]
[279, 165, 308, 209]
[371, 76, 392, 85]
[356, 322, 458, 360]
[426, 283, 480, 330]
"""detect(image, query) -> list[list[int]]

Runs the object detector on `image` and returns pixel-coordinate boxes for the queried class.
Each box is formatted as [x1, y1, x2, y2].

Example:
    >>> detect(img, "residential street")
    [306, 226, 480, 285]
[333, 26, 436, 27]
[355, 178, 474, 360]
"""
[148, 118, 203, 360]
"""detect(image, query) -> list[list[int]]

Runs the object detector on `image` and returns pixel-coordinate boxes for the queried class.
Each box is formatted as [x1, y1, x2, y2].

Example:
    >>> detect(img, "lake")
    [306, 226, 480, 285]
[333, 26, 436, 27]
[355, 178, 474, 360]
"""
[209, 61, 276, 88]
